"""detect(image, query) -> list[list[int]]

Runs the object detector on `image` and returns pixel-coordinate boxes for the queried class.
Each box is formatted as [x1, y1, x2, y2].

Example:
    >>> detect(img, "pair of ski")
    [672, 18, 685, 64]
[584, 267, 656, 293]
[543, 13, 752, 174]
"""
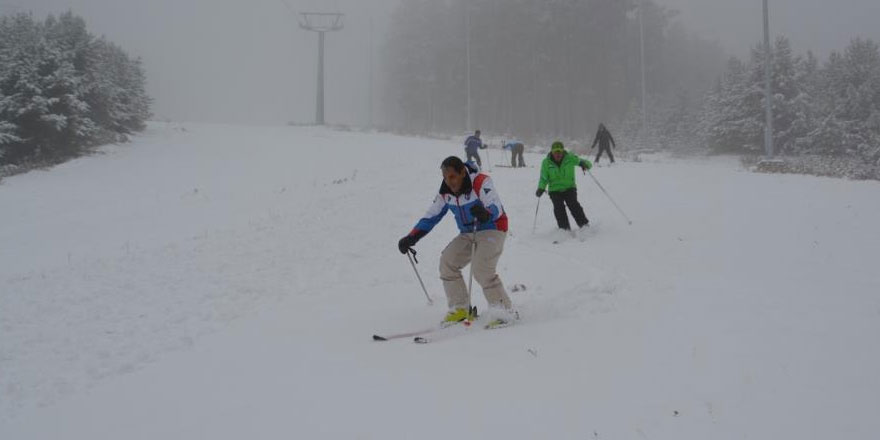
[372, 322, 473, 344]
[373, 308, 510, 344]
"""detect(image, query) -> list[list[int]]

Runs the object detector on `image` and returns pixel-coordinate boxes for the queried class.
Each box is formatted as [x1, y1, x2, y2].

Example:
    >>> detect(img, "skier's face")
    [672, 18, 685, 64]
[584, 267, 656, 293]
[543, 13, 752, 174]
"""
[442, 167, 466, 193]
[552, 150, 564, 162]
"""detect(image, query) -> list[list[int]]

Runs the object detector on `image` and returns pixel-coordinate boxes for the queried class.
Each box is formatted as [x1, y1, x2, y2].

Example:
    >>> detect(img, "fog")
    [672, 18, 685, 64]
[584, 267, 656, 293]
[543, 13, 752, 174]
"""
[8, 0, 880, 127]
[660, 0, 880, 57]
[7, 0, 397, 126]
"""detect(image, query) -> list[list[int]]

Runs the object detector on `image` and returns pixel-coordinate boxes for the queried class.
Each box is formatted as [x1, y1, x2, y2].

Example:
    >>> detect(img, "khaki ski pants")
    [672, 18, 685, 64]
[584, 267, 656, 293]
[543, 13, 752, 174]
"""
[439, 230, 512, 310]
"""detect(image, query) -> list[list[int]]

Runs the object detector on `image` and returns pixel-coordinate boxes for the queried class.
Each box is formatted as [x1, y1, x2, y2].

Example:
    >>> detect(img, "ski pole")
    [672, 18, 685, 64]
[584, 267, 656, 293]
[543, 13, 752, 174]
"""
[586, 169, 633, 225]
[486, 147, 492, 172]
[467, 225, 477, 296]
[532, 197, 541, 234]
[406, 248, 433, 305]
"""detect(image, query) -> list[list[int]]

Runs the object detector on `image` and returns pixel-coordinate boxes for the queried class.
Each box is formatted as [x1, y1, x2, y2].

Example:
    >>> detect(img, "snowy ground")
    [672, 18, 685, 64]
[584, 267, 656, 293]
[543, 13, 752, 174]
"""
[1, 122, 879, 439]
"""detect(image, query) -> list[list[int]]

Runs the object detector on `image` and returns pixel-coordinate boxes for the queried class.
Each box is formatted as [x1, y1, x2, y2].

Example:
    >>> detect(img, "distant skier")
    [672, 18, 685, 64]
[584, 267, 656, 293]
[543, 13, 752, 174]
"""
[536, 141, 592, 231]
[591, 123, 616, 164]
[503, 139, 526, 168]
[463, 130, 487, 168]
[397, 156, 517, 329]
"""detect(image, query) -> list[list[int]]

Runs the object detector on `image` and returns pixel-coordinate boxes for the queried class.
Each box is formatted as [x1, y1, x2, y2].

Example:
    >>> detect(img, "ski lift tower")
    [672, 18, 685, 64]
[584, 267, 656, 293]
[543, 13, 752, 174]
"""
[298, 12, 344, 125]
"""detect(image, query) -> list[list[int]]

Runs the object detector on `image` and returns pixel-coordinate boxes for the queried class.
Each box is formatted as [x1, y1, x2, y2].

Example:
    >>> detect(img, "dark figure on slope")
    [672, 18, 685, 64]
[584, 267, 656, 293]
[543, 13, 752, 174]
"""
[463, 130, 487, 168]
[591, 123, 616, 164]
[536, 141, 592, 231]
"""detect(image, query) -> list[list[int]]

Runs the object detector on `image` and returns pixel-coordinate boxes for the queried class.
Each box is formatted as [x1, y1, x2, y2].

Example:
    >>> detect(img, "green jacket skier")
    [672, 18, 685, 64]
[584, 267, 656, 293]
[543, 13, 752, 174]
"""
[536, 141, 592, 230]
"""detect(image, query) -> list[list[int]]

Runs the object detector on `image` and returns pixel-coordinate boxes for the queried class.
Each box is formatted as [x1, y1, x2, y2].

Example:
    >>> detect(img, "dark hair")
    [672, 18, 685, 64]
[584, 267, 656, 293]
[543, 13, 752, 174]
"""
[440, 156, 466, 172]
[475, 130, 481, 136]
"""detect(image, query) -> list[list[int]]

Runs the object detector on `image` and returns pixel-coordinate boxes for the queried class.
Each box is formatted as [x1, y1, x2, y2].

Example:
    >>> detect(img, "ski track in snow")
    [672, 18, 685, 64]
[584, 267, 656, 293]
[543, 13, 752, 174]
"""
[1, 123, 879, 439]
[0, 124, 627, 418]
[0, 124, 371, 418]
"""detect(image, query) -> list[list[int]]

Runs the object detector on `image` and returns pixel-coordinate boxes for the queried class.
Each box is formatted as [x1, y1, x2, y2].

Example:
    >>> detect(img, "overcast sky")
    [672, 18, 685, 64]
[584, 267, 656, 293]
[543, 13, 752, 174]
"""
[659, 0, 880, 57]
[6, 0, 880, 126]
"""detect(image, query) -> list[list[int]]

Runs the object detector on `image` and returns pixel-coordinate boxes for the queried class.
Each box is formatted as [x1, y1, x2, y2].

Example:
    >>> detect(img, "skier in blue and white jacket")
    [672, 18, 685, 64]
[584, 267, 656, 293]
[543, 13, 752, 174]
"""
[397, 156, 517, 328]
[503, 139, 526, 168]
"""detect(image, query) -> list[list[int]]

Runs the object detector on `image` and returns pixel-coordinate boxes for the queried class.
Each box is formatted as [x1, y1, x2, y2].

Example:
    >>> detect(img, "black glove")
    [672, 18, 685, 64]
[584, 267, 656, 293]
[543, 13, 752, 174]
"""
[398, 234, 418, 254]
[470, 204, 492, 223]
[536, 188, 545, 197]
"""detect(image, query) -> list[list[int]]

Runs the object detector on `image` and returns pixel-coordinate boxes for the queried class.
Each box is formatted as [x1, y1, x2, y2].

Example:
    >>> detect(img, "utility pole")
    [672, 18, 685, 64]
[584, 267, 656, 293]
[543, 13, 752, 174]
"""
[639, 0, 648, 146]
[298, 12, 344, 126]
[762, 0, 774, 157]
[368, 13, 374, 129]
[465, 5, 472, 133]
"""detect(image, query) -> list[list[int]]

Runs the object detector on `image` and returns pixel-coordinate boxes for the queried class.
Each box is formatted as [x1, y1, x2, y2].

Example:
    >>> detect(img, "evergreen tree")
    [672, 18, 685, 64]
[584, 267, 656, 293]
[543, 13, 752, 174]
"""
[0, 13, 58, 162]
[87, 38, 151, 139]
[805, 38, 880, 161]
[702, 57, 760, 153]
[788, 50, 820, 154]
[38, 13, 97, 157]
[0, 11, 151, 166]
[660, 88, 699, 151]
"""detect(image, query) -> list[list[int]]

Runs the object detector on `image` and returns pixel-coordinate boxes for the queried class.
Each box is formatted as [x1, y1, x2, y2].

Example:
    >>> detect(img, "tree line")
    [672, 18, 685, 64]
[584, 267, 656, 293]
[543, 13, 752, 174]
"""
[381, 0, 880, 170]
[380, 0, 724, 144]
[701, 37, 880, 165]
[0, 12, 151, 167]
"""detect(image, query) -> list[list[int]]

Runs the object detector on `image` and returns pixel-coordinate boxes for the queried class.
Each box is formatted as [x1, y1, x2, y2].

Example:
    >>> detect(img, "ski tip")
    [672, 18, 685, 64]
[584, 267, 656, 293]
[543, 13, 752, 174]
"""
[372, 335, 387, 341]
[413, 337, 429, 344]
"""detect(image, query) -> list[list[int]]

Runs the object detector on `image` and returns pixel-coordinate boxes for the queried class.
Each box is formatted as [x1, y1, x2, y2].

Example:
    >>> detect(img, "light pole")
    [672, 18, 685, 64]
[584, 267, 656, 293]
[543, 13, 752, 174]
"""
[762, 0, 774, 157]
[368, 13, 374, 129]
[298, 12, 344, 126]
[465, 5, 472, 133]
[639, 0, 648, 146]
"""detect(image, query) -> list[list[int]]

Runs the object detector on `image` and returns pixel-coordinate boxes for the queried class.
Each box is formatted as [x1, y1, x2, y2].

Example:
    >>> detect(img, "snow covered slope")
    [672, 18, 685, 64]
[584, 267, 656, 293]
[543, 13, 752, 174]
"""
[2, 123, 879, 439]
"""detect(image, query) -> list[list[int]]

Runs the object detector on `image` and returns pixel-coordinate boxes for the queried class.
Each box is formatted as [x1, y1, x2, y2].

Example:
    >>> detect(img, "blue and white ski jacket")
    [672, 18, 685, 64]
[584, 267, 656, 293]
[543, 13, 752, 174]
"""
[409, 164, 508, 237]
[503, 140, 523, 150]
